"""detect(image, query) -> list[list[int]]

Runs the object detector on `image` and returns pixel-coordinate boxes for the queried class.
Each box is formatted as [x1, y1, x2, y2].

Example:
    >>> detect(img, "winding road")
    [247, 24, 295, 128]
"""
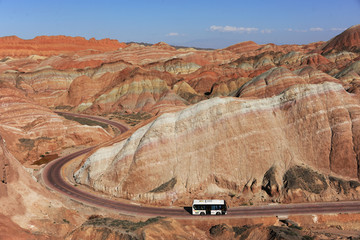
[43, 112, 360, 218]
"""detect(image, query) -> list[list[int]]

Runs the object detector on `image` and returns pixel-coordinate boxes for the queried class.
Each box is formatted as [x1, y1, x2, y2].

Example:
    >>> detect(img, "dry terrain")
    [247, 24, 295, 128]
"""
[0, 24, 360, 239]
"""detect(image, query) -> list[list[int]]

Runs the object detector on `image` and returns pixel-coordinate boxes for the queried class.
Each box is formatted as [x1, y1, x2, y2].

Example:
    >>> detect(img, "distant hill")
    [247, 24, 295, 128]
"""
[126, 41, 215, 50]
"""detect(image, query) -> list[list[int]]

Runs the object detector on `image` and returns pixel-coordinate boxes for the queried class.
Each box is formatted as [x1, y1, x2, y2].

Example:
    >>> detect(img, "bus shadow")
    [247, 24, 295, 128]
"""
[183, 206, 192, 215]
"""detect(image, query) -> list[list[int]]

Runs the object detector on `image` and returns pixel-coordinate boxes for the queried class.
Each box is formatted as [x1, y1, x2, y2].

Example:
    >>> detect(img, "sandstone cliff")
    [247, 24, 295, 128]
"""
[74, 82, 360, 205]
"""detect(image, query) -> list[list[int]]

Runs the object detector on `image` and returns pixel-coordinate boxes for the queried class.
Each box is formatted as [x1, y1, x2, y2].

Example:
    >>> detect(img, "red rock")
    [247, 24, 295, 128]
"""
[236, 67, 305, 98]
[321, 25, 360, 54]
[224, 41, 261, 53]
[300, 53, 331, 66]
[151, 42, 176, 51]
[82, 67, 186, 114]
[295, 66, 342, 85]
[3, 26, 360, 238]
[0, 214, 49, 240]
[0, 35, 126, 58]
[236, 66, 343, 98]
[0, 82, 112, 164]
[0, 129, 85, 239]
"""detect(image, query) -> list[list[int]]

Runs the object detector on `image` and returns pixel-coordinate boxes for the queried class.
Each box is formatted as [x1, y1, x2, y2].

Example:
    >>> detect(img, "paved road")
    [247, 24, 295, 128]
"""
[43, 112, 360, 218]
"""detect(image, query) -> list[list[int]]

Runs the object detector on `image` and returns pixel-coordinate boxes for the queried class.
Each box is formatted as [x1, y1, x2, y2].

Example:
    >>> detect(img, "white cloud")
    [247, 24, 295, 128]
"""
[287, 28, 307, 32]
[261, 29, 273, 34]
[309, 27, 323, 32]
[210, 25, 258, 33]
[330, 27, 346, 31]
[166, 32, 179, 36]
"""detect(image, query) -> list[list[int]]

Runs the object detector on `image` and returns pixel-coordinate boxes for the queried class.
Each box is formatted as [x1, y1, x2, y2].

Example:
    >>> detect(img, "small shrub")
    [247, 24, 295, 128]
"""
[302, 236, 314, 240]
[290, 224, 303, 230]
[150, 178, 177, 193]
[58, 113, 108, 129]
[88, 215, 102, 220]
[85, 216, 164, 232]
[233, 226, 249, 237]
[228, 192, 235, 198]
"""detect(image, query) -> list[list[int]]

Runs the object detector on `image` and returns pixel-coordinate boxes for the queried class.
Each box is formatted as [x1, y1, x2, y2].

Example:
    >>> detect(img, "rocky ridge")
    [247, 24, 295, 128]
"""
[321, 24, 360, 54]
[0, 35, 126, 58]
[0, 132, 85, 238]
[74, 81, 360, 205]
[0, 26, 359, 116]
[0, 81, 112, 164]
[1, 25, 360, 239]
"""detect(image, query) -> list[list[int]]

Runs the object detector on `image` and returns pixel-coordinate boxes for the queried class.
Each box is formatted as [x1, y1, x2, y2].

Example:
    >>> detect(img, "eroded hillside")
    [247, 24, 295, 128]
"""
[1, 25, 360, 239]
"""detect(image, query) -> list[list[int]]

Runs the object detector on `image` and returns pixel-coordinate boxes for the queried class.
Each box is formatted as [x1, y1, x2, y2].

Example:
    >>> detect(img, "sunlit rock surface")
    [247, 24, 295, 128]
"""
[75, 82, 360, 205]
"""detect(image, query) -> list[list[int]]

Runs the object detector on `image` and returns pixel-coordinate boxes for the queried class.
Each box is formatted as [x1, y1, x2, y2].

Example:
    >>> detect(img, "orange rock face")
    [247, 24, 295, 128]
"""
[0, 27, 358, 117]
[0, 35, 126, 58]
[0, 82, 112, 164]
[224, 40, 261, 53]
[236, 66, 342, 98]
[2, 25, 360, 238]
[322, 24, 360, 54]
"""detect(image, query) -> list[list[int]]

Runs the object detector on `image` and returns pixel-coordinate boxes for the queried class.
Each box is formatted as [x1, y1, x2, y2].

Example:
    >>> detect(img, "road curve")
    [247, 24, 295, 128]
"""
[43, 112, 360, 218]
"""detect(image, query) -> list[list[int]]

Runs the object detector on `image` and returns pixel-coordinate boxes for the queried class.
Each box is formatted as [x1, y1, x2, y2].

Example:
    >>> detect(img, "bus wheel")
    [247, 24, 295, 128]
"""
[216, 212, 221, 215]
[200, 212, 205, 216]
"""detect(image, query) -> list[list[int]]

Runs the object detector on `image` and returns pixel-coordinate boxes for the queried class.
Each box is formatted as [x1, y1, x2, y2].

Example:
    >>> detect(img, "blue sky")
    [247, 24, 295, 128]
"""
[0, 0, 359, 48]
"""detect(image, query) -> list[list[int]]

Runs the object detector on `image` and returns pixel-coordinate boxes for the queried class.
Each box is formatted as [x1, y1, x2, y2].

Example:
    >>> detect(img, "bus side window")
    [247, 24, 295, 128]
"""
[211, 205, 221, 210]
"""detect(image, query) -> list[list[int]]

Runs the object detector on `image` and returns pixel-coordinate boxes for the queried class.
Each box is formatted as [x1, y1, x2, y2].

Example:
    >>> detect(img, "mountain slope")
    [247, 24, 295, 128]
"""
[321, 24, 360, 54]
[74, 82, 360, 205]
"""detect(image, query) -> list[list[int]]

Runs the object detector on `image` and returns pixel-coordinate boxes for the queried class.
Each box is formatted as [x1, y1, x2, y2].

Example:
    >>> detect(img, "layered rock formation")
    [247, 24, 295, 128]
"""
[67, 217, 207, 240]
[2, 24, 360, 239]
[321, 24, 360, 54]
[0, 133, 85, 238]
[1, 25, 359, 117]
[235, 66, 342, 98]
[0, 35, 126, 58]
[74, 81, 360, 205]
[0, 82, 112, 164]
[67, 214, 360, 240]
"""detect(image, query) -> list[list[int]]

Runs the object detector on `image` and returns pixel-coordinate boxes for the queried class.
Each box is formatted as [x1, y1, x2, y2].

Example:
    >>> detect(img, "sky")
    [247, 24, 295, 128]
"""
[0, 0, 359, 49]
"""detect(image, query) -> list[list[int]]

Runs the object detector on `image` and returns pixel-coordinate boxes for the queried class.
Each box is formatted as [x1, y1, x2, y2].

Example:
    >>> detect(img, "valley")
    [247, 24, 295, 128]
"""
[1, 24, 360, 239]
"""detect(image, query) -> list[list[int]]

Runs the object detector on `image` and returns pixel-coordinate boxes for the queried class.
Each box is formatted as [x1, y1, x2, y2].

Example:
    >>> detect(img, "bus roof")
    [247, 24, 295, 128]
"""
[192, 199, 225, 205]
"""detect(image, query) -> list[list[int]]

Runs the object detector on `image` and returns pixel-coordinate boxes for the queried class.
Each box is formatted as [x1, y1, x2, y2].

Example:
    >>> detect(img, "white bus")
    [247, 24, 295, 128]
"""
[192, 199, 228, 215]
